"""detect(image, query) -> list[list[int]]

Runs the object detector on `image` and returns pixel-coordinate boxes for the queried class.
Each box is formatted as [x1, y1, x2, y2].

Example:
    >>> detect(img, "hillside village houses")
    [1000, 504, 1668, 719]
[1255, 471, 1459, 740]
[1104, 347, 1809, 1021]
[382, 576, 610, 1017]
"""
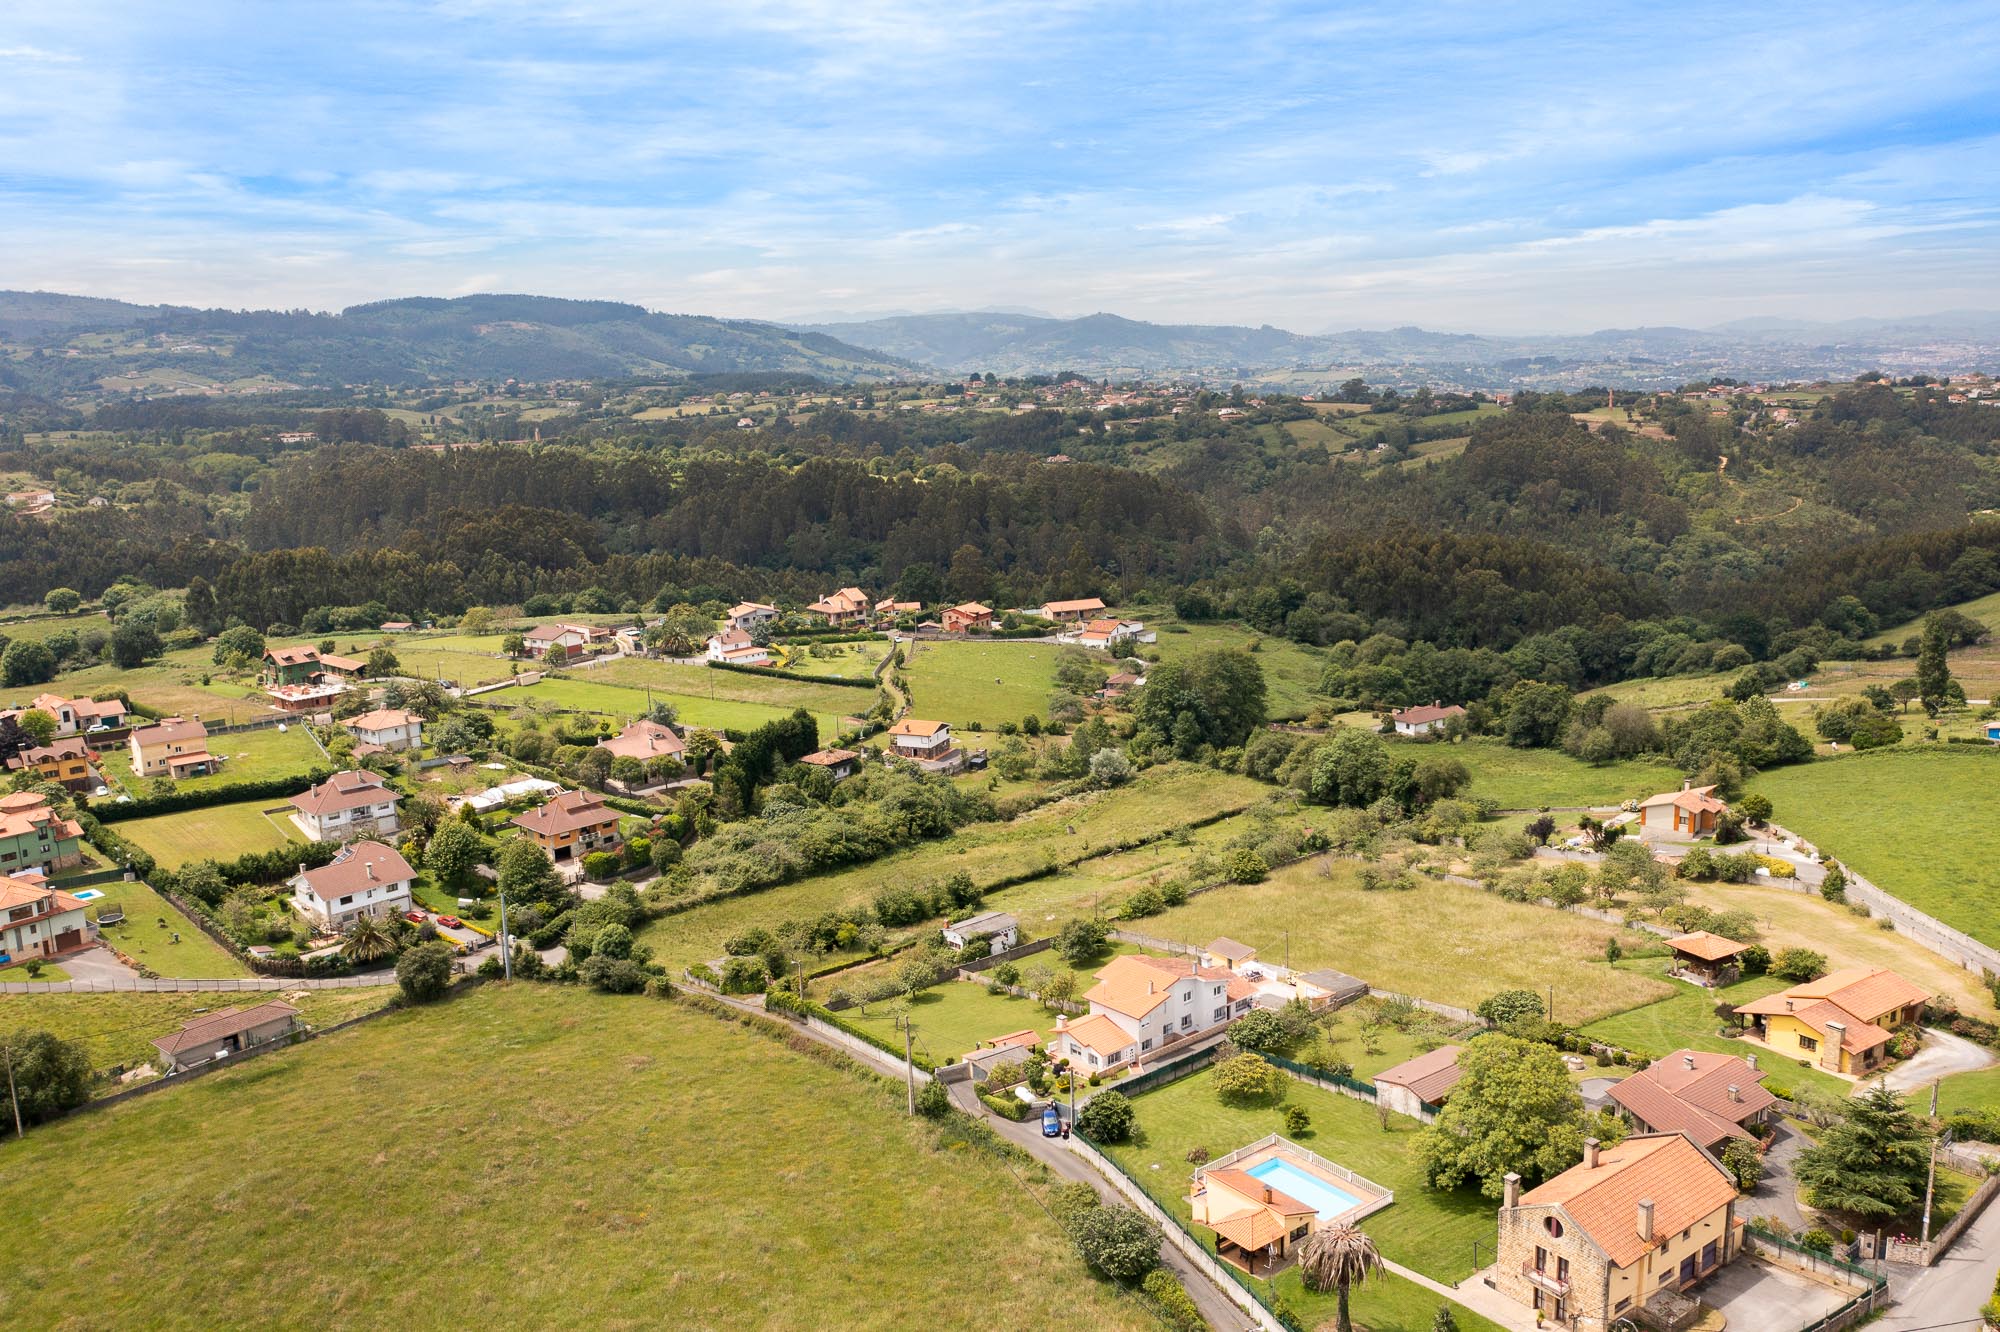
[724, 601, 780, 633]
[1637, 782, 1730, 842]
[874, 597, 922, 619]
[1063, 616, 1152, 650]
[0, 869, 90, 964]
[6, 737, 97, 792]
[1497, 1132, 1742, 1328]
[704, 629, 772, 665]
[1052, 953, 1258, 1074]
[885, 718, 958, 772]
[1734, 966, 1930, 1076]
[1607, 1050, 1777, 1154]
[806, 586, 871, 627]
[260, 644, 360, 711]
[1041, 597, 1107, 622]
[288, 839, 416, 932]
[24, 690, 129, 738]
[797, 747, 861, 781]
[522, 623, 611, 661]
[344, 707, 423, 752]
[511, 789, 622, 865]
[1391, 702, 1467, 737]
[288, 769, 401, 843]
[128, 716, 217, 779]
[598, 718, 685, 764]
[941, 602, 993, 634]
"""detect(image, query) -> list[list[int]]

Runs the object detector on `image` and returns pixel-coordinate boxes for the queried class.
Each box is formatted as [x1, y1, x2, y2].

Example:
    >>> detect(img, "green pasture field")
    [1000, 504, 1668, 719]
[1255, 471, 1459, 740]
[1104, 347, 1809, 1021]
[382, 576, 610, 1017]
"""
[0, 987, 390, 1073]
[101, 721, 324, 795]
[1146, 619, 1326, 720]
[83, 878, 252, 978]
[901, 638, 1064, 728]
[0, 985, 1154, 1331]
[1438, 738, 1678, 810]
[1751, 747, 2000, 949]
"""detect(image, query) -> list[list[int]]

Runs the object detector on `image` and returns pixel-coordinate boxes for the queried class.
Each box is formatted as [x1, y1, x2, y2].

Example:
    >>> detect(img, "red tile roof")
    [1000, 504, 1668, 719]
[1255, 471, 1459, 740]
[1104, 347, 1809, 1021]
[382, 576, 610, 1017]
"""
[291, 770, 396, 818]
[1519, 1133, 1738, 1268]
[292, 840, 415, 902]
[510, 789, 620, 838]
[1373, 1045, 1465, 1103]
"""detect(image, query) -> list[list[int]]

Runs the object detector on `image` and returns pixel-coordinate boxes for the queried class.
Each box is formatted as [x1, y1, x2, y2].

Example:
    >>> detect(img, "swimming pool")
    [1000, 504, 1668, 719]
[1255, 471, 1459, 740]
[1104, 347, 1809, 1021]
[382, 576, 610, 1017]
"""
[1245, 1156, 1363, 1220]
[72, 889, 104, 902]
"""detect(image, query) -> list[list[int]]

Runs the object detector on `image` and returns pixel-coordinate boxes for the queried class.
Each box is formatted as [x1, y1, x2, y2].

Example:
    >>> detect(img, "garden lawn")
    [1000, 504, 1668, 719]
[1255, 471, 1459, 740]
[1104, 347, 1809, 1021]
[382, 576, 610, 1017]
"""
[100, 722, 325, 796]
[85, 878, 252, 979]
[0, 987, 391, 1073]
[901, 638, 1065, 728]
[1441, 739, 1679, 810]
[1934, 1065, 2000, 1118]
[0, 985, 1154, 1332]
[638, 764, 1269, 970]
[115, 798, 303, 870]
[1750, 747, 2000, 950]
[1579, 966, 1850, 1101]
[1102, 1064, 1496, 1285]
[1140, 859, 1673, 1024]
[0, 962, 68, 982]
[840, 980, 1053, 1061]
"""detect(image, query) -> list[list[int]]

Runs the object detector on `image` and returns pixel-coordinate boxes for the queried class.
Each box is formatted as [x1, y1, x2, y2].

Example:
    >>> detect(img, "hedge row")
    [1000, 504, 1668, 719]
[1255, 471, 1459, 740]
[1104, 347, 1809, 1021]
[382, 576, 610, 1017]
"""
[706, 660, 877, 688]
[89, 769, 333, 823]
[979, 1091, 1030, 1121]
[764, 989, 936, 1071]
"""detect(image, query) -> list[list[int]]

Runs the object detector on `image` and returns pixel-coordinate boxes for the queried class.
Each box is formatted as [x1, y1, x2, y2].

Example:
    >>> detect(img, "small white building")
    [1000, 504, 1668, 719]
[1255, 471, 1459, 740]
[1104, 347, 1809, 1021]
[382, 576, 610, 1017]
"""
[942, 910, 1019, 955]
[724, 602, 780, 633]
[1391, 702, 1466, 737]
[345, 708, 424, 752]
[289, 840, 416, 932]
[289, 769, 402, 843]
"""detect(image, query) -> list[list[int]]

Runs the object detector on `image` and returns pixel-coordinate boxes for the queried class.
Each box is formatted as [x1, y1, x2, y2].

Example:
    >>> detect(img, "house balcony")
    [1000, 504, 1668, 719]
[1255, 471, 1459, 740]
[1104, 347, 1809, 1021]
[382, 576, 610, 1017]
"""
[1521, 1262, 1571, 1297]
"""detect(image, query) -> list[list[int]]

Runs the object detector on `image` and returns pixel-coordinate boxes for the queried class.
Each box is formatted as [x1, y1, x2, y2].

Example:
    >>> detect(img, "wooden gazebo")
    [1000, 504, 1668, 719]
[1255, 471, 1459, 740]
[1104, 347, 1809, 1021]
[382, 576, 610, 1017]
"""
[1667, 931, 1748, 986]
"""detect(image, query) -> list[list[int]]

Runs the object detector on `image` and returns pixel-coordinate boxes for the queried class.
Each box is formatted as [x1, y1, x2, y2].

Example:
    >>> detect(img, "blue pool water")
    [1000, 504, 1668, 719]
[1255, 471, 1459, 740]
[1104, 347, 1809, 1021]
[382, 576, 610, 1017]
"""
[72, 889, 104, 901]
[1244, 1157, 1363, 1219]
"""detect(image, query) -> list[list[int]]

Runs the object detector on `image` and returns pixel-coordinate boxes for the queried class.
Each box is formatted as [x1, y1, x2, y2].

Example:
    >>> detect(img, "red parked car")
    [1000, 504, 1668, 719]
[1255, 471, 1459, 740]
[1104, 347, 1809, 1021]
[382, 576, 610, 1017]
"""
[436, 915, 464, 929]
[403, 910, 426, 924]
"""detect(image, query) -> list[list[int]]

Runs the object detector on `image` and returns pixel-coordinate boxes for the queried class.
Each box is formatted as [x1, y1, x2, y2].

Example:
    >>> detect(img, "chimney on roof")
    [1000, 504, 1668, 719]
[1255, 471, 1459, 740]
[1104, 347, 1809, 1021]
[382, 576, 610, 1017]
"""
[366, 862, 375, 880]
[1055, 1014, 1068, 1032]
[1682, 778, 1691, 792]
[1583, 1138, 1600, 1169]
[1746, 1054, 1758, 1071]
[1263, 1186, 1272, 1204]
[1729, 1084, 1741, 1102]
[1683, 1054, 1696, 1071]
[1503, 1173, 1521, 1210]
[1785, 999, 1794, 1012]
[1637, 1200, 1655, 1242]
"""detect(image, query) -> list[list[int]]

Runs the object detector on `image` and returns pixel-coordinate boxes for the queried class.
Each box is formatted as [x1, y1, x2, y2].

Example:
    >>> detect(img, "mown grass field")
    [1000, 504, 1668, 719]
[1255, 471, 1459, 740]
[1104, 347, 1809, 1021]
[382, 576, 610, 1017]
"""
[1421, 738, 1678, 809]
[81, 877, 252, 978]
[115, 797, 303, 870]
[1751, 747, 2000, 949]
[0, 987, 390, 1072]
[1104, 1065, 1502, 1328]
[592, 654, 883, 718]
[101, 721, 325, 795]
[637, 764, 1270, 970]
[901, 638, 1064, 727]
[0, 986, 1155, 1331]
[1140, 859, 1673, 1024]
[495, 676, 854, 738]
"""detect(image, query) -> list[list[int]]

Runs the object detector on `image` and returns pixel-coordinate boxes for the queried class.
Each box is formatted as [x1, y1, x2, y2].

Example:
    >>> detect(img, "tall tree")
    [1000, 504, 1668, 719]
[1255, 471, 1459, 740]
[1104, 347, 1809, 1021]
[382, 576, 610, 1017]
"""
[1916, 612, 1954, 716]
[1416, 1034, 1586, 1196]
[1795, 1083, 1932, 1219]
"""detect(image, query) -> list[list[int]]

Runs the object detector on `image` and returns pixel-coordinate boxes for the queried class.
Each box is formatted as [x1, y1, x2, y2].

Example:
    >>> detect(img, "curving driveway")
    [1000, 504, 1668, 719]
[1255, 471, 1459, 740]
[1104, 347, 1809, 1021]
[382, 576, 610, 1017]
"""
[1876, 1029, 1995, 1096]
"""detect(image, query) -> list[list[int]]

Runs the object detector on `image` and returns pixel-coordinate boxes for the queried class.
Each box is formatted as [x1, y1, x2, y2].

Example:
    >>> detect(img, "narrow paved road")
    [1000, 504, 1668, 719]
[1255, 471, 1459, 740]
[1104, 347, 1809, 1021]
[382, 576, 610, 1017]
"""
[1874, 1187, 2000, 1331]
[1738, 1122, 1809, 1232]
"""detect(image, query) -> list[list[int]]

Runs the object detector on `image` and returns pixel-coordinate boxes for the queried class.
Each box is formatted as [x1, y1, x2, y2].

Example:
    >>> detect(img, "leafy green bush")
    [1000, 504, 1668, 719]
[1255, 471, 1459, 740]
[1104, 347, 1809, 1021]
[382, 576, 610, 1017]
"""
[1075, 1090, 1135, 1142]
[1142, 1269, 1204, 1332]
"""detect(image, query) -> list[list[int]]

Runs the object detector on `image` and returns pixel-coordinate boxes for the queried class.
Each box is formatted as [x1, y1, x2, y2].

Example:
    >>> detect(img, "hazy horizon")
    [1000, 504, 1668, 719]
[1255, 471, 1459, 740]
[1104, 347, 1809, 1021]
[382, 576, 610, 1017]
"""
[4, 2, 1998, 333]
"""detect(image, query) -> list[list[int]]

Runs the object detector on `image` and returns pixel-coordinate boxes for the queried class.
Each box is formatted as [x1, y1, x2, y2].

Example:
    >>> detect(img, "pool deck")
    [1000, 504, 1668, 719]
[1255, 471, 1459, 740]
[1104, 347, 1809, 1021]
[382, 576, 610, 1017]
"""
[1196, 1133, 1395, 1226]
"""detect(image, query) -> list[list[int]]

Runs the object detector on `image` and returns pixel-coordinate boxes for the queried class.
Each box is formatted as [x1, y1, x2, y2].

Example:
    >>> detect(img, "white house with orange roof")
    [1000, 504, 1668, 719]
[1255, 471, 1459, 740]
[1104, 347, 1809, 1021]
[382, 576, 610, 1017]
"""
[806, 587, 871, 627]
[1637, 782, 1730, 841]
[345, 707, 423, 752]
[886, 718, 958, 771]
[0, 869, 91, 963]
[1040, 597, 1107, 623]
[724, 602, 780, 633]
[1052, 952, 1259, 1073]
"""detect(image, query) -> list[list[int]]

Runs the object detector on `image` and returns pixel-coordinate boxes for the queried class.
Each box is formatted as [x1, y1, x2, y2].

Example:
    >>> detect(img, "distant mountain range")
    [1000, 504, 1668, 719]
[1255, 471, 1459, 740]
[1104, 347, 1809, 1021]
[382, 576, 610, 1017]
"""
[793, 309, 2000, 389]
[3, 289, 1996, 394]
[0, 292, 914, 388]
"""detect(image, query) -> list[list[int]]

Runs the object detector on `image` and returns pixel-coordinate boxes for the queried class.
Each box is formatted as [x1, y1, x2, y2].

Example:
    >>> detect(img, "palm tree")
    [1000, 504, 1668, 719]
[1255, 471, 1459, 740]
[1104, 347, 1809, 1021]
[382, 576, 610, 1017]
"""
[341, 913, 396, 964]
[1296, 1224, 1385, 1332]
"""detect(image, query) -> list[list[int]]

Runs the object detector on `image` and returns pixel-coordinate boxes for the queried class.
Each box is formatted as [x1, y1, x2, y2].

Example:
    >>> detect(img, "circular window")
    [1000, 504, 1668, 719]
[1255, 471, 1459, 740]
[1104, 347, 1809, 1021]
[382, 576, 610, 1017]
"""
[1544, 1217, 1564, 1239]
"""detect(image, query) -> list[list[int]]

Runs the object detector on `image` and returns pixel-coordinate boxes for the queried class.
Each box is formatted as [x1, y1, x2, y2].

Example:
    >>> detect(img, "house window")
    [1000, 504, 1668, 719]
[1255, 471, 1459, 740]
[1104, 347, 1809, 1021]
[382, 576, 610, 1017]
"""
[1180, 1015, 1192, 1030]
[1214, 1007, 1227, 1022]
[1544, 1217, 1563, 1238]
[1615, 1298, 1631, 1313]
[1212, 985, 1223, 996]
[1087, 1054, 1099, 1067]
[1534, 1246, 1547, 1272]
[1141, 1038, 1153, 1052]
[1798, 1035, 1818, 1052]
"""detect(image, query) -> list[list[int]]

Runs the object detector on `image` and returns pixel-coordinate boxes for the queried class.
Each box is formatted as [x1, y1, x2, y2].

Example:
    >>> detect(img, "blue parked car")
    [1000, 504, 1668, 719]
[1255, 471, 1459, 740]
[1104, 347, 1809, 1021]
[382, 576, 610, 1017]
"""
[1041, 1106, 1063, 1137]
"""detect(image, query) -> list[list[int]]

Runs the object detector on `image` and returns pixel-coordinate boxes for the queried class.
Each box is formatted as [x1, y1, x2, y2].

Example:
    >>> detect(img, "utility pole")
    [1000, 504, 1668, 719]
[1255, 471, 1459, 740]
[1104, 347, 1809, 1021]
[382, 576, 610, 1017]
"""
[3, 1041, 22, 1140]
[899, 1017, 916, 1115]
[1922, 1080, 1941, 1248]
[1547, 984, 1555, 1023]
[1283, 929, 1290, 974]
[497, 889, 513, 981]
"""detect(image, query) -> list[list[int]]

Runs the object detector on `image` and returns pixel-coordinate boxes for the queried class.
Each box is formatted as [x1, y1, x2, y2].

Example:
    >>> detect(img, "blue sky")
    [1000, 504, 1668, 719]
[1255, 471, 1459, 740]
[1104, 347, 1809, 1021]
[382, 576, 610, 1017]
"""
[3, 1, 1998, 331]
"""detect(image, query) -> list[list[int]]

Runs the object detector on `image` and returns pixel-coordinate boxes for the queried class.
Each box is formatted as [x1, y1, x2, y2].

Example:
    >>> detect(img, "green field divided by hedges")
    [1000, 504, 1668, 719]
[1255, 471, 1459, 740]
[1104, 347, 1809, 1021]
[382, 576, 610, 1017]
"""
[116, 798, 303, 871]
[1427, 737, 1679, 810]
[0, 985, 1156, 1331]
